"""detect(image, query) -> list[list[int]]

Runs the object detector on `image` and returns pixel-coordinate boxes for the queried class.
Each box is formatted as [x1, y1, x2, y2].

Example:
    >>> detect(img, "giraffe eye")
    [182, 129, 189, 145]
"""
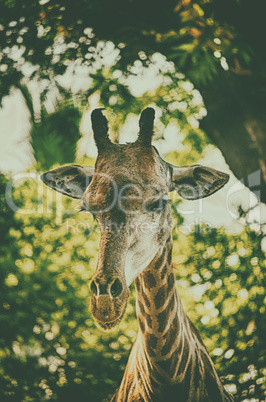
[147, 198, 169, 213]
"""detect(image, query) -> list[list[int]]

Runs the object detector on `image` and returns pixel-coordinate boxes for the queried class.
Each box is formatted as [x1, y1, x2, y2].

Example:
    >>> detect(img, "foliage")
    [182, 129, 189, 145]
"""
[173, 226, 266, 400]
[2, 0, 265, 204]
[0, 0, 263, 101]
[88, 67, 209, 146]
[0, 167, 266, 401]
[0, 174, 138, 401]
[25, 62, 209, 169]
[30, 106, 82, 170]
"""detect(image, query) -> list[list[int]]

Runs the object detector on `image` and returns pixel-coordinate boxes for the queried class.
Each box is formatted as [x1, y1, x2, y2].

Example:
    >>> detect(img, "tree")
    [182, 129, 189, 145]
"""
[1, 0, 265, 201]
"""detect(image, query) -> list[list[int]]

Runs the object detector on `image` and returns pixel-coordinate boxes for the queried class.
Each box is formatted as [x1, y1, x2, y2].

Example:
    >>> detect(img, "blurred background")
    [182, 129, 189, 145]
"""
[0, 0, 266, 401]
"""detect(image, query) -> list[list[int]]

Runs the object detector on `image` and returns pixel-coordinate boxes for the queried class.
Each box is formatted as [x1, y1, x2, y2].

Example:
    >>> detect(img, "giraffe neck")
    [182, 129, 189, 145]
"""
[132, 237, 232, 401]
[135, 237, 190, 373]
[135, 237, 179, 362]
[112, 237, 233, 401]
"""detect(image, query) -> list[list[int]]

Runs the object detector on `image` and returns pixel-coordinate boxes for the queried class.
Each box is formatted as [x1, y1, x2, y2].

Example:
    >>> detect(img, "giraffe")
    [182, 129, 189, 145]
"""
[41, 108, 234, 401]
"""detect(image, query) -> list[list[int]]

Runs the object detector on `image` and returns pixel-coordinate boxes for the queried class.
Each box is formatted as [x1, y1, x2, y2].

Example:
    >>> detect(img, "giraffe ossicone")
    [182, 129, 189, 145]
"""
[41, 108, 233, 401]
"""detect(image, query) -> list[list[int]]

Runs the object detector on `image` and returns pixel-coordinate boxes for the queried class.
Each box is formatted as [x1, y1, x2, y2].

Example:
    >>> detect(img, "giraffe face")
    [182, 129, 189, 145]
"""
[86, 144, 172, 329]
[40, 108, 229, 330]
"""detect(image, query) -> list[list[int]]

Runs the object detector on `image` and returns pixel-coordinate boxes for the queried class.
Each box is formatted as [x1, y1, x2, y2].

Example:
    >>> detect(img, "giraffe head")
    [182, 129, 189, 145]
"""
[41, 108, 229, 329]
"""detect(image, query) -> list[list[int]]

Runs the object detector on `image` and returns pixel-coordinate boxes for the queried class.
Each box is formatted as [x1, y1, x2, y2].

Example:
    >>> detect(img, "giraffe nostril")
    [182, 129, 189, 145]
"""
[110, 278, 123, 298]
[90, 279, 98, 296]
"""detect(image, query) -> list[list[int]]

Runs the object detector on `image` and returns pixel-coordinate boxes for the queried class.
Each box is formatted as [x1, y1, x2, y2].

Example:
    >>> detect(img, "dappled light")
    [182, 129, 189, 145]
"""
[1, 166, 265, 400]
[1, 0, 266, 400]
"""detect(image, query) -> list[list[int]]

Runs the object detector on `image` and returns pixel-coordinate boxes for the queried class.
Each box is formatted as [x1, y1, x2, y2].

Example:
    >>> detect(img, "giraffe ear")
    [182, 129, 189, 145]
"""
[137, 107, 155, 146]
[40, 165, 94, 199]
[170, 164, 229, 200]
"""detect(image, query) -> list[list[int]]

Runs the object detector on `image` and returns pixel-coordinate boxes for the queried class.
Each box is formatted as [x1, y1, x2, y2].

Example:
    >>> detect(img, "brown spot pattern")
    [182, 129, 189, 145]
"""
[142, 290, 151, 308]
[135, 278, 141, 292]
[154, 284, 167, 310]
[193, 352, 201, 390]
[138, 317, 145, 333]
[147, 333, 158, 350]
[156, 356, 172, 373]
[169, 347, 180, 374]
[156, 347, 180, 376]
[138, 300, 145, 316]
[157, 349, 179, 376]
[167, 272, 175, 292]
[157, 293, 175, 333]
[167, 247, 172, 265]
[146, 313, 153, 329]
[180, 342, 190, 371]
[146, 333, 158, 356]
[161, 316, 178, 356]
[143, 271, 156, 289]
[160, 264, 168, 280]
[154, 252, 166, 271]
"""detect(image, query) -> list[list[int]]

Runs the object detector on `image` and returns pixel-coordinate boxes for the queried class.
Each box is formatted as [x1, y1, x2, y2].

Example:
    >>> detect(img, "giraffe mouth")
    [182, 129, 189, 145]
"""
[90, 292, 129, 330]
[95, 313, 125, 330]
[93, 302, 128, 330]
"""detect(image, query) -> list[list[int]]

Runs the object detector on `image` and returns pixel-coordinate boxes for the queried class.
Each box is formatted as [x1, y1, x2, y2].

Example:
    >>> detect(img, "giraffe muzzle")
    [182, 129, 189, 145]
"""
[90, 276, 130, 329]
